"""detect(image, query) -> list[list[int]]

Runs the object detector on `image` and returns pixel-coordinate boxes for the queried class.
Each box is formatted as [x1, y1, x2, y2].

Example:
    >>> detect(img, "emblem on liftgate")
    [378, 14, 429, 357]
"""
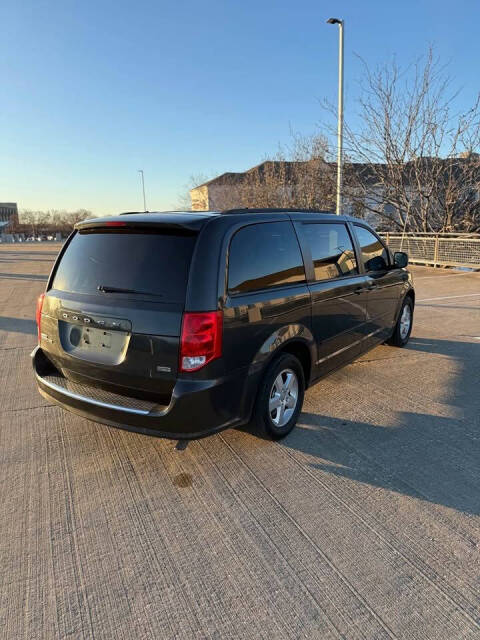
[59, 309, 131, 332]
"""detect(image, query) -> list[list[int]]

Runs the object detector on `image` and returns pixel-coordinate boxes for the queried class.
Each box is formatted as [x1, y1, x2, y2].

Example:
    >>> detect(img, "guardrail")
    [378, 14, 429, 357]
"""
[379, 232, 480, 269]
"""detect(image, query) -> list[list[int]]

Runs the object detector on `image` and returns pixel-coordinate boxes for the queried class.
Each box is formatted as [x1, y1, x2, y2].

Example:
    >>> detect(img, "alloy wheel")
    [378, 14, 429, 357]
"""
[269, 368, 299, 427]
[400, 304, 412, 340]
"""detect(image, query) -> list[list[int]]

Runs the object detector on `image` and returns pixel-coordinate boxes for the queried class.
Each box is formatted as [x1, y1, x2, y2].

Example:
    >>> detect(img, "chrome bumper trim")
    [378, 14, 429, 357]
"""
[35, 373, 151, 416]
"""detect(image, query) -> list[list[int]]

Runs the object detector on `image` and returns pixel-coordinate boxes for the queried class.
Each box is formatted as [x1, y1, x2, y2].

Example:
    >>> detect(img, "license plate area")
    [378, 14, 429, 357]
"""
[58, 321, 130, 366]
[77, 326, 111, 349]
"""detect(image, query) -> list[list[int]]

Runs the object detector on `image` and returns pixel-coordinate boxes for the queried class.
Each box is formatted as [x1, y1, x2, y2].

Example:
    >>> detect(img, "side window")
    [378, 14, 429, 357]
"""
[228, 221, 305, 294]
[302, 223, 358, 281]
[354, 225, 389, 272]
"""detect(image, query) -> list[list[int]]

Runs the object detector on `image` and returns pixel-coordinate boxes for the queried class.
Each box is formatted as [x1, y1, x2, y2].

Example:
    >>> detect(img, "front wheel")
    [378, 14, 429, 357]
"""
[387, 297, 413, 347]
[252, 353, 305, 439]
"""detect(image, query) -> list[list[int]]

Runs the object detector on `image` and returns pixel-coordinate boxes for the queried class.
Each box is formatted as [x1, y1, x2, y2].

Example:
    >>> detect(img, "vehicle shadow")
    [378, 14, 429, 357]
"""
[0, 250, 59, 257]
[416, 303, 480, 311]
[0, 316, 37, 335]
[0, 256, 54, 263]
[0, 272, 48, 281]
[245, 337, 480, 516]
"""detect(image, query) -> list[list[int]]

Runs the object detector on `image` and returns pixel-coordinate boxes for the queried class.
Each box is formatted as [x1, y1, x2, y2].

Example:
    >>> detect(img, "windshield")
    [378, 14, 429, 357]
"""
[51, 229, 197, 303]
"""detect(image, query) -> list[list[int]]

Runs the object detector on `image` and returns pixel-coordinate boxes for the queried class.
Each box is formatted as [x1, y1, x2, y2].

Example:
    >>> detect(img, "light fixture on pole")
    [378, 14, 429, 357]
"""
[138, 169, 147, 212]
[327, 17, 344, 216]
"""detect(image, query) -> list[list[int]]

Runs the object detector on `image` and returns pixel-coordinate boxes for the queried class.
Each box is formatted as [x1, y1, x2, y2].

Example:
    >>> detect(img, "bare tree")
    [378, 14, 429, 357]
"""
[176, 174, 213, 211]
[18, 209, 94, 236]
[334, 48, 480, 232]
[20, 210, 36, 235]
[186, 47, 480, 232]
[187, 133, 336, 212]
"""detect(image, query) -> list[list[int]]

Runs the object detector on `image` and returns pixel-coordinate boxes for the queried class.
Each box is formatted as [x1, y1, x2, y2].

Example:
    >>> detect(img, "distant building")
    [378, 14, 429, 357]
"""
[0, 202, 19, 236]
[190, 155, 480, 231]
[189, 161, 378, 220]
[190, 163, 303, 212]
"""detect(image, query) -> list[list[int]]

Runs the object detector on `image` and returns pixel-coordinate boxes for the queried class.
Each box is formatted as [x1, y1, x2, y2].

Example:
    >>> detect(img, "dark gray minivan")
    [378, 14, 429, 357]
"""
[32, 209, 414, 439]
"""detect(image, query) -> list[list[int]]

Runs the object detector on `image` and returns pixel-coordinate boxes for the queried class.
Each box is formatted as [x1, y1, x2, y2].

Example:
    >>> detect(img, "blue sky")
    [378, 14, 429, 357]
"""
[1, 0, 479, 215]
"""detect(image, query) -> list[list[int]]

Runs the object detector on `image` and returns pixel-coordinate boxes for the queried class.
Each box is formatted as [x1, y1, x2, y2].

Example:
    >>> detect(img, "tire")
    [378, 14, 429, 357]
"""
[252, 353, 305, 440]
[387, 296, 413, 347]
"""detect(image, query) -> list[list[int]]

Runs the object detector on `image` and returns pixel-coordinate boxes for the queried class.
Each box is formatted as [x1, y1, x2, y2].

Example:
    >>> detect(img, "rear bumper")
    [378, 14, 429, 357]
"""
[32, 347, 257, 439]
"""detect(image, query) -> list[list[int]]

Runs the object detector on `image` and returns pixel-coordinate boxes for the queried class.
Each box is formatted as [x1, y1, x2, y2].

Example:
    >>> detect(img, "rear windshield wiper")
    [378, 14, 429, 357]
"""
[97, 285, 163, 297]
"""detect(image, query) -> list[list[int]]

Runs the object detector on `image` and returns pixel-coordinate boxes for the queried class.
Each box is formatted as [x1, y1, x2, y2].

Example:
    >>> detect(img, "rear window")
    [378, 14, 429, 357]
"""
[51, 230, 197, 302]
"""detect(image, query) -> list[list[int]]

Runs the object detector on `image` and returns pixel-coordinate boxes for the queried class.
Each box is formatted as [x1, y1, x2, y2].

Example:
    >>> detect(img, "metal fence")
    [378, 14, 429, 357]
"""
[379, 232, 480, 269]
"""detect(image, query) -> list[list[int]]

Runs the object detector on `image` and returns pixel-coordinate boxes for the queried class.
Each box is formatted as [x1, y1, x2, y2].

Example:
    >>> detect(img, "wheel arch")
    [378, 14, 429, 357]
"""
[276, 340, 312, 389]
[250, 324, 315, 389]
[393, 285, 415, 325]
[405, 288, 415, 306]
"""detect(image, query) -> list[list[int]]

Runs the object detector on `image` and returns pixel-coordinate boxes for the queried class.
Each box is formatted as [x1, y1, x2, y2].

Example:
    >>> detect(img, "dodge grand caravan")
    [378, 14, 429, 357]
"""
[32, 209, 414, 439]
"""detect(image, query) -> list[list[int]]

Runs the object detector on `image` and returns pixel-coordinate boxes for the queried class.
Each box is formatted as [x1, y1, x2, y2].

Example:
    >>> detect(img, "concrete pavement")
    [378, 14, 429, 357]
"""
[1, 243, 479, 639]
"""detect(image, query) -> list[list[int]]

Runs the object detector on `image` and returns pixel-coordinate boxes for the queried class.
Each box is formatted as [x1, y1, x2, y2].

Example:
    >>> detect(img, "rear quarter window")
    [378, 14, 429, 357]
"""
[51, 229, 197, 303]
[227, 221, 305, 294]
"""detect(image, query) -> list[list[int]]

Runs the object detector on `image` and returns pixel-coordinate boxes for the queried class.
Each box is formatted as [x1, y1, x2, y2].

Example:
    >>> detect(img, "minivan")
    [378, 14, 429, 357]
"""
[32, 209, 414, 439]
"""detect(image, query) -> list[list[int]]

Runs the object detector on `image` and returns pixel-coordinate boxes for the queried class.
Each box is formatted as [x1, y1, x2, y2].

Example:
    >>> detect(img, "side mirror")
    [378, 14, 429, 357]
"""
[365, 255, 388, 272]
[394, 251, 408, 268]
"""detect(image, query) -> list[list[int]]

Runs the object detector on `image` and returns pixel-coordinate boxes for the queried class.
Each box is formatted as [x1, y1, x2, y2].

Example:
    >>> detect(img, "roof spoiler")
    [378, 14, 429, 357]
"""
[75, 218, 199, 234]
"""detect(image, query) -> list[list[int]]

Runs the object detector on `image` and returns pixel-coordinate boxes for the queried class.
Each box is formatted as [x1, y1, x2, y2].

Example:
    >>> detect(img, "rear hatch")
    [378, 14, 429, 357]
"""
[40, 222, 199, 403]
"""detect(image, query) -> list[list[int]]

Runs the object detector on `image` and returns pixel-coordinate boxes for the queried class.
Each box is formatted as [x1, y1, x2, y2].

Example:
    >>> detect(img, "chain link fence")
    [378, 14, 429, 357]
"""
[379, 232, 480, 269]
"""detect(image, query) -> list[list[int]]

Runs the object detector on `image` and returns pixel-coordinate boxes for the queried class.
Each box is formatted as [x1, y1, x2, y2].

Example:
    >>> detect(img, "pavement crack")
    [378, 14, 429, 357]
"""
[351, 353, 419, 365]
[2, 404, 55, 413]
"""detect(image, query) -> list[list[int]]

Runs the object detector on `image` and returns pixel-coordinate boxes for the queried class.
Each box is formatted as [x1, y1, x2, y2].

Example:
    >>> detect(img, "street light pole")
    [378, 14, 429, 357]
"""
[327, 18, 344, 216]
[138, 169, 147, 212]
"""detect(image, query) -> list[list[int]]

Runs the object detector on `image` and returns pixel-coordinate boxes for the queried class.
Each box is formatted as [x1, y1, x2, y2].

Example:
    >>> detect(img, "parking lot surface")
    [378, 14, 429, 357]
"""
[1, 243, 479, 639]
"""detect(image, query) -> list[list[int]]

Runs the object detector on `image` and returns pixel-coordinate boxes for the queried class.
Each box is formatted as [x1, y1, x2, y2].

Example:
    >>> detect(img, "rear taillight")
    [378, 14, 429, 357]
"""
[35, 293, 45, 344]
[180, 311, 223, 372]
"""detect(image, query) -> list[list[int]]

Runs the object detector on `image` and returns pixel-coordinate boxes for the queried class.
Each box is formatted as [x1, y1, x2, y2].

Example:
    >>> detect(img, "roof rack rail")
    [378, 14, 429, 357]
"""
[221, 207, 335, 215]
[118, 210, 220, 216]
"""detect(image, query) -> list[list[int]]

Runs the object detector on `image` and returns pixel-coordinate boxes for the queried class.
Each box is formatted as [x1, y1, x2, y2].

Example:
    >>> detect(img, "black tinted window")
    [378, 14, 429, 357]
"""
[303, 223, 358, 281]
[354, 225, 389, 272]
[228, 222, 305, 294]
[52, 230, 196, 302]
